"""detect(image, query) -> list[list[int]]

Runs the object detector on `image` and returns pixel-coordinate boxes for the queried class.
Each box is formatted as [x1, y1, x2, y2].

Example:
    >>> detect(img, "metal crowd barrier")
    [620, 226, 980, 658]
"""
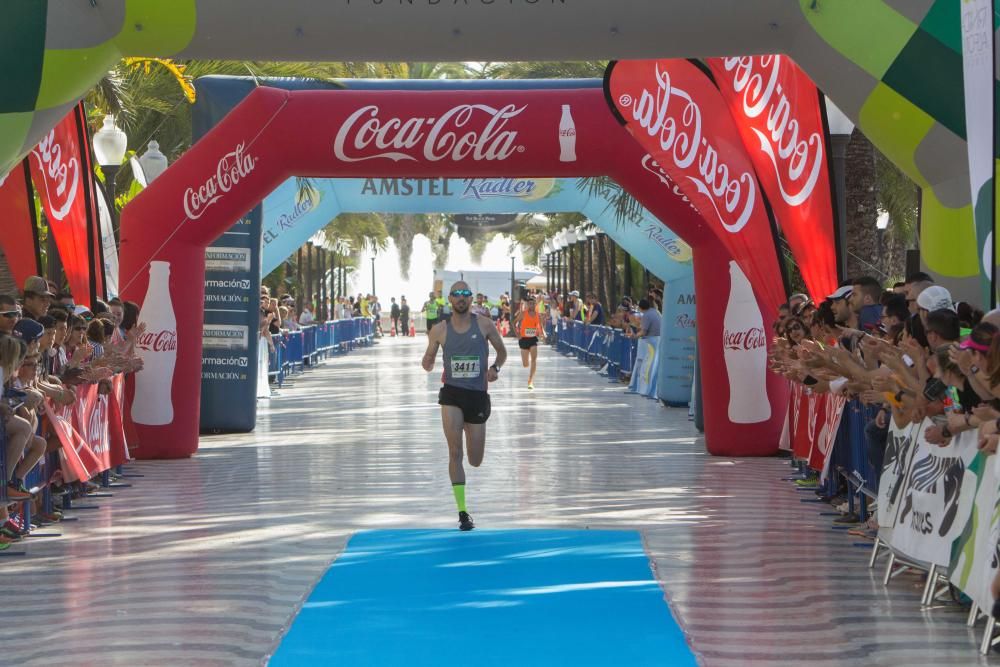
[816, 399, 880, 520]
[267, 318, 375, 387]
[552, 319, 637, 383]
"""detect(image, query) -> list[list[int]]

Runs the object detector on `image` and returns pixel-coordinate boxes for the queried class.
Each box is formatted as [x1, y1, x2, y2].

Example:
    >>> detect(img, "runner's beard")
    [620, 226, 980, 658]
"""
[452, 301, 469, 314]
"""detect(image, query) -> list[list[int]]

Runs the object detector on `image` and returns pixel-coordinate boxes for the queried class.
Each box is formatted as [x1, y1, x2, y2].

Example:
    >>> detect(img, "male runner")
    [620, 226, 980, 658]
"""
[512, 294, 542, 389]
[421, 281, 507, 531]
[422, 291, 439, 334]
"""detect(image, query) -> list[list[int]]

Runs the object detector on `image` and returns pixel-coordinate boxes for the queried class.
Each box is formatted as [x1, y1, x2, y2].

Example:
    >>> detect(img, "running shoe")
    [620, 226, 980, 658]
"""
[527, 382, 534, 390]
[458, 511, 475, 532]
[4, 484, 31, 501]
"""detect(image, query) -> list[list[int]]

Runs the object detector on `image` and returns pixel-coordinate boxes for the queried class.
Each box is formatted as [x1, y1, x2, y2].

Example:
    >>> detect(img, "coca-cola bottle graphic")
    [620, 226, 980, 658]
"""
[131, 261, 177, 425]
[559, 104, 577, 162]
[722, 261, 770, 424]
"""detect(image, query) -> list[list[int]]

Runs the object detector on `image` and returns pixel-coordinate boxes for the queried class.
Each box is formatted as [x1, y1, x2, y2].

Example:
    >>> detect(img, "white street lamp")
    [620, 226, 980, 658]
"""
[137, 140, 169, 184]
[93, 115, 128, 167]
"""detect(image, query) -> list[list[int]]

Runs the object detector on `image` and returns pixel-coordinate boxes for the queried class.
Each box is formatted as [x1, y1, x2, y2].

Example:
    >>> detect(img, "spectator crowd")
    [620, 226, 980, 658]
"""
[0, 275, 144, 549]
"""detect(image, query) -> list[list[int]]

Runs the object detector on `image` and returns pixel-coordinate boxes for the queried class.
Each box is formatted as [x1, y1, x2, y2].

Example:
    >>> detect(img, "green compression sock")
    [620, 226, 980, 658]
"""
[452, 483, 467, 513]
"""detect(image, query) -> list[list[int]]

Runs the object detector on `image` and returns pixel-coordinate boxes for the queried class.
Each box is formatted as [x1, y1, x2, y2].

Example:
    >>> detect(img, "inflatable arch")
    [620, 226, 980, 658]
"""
[120, 84, 787, 459]
[193, 77, 695, 432]
[1, 2, 992, 301]
[202, 174, 697, 431]
[259, 175, 695, 401]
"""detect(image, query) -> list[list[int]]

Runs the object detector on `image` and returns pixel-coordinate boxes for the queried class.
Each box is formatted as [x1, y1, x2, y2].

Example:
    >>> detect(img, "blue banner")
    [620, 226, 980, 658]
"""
[200, 208, 262, 431]
[658, 275, 697, 406]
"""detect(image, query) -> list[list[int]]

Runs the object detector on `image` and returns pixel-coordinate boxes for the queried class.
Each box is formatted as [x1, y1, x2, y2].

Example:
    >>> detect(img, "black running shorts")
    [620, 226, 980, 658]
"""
[518, 336, 539, 350]
[438, 384, 491, 424]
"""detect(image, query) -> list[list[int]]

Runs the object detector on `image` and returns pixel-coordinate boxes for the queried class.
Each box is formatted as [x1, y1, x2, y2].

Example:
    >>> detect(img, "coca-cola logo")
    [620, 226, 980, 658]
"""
[619, 64, 756, 234]
[721, 56, 823, 206]
[136, 329, 178, 353]
[640, 154, 700, 213]
[333, 104, 526, 163]
[87, 397, 108, 454]
[31, 129, 80, 221]
[723, 327, 766, 351]
[183, 143, 257, 220]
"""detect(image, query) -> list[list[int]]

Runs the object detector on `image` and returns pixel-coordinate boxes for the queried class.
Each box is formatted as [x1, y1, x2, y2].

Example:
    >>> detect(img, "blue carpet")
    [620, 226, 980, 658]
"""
[270, 529, 697, 666]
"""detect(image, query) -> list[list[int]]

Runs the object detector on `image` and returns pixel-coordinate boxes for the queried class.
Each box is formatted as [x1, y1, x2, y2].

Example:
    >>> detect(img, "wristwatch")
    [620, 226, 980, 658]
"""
[941, 425, 952, 439]
[490, 364, 501, 374]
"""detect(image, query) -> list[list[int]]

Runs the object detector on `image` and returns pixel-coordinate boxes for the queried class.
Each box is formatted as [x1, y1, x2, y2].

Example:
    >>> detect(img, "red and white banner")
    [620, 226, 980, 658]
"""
[44, 377, 131, 481]
[28, 104, 98, 305]
[108, 374, 130, 467]
[45, 400, 103, 483]
[605, 59, 786, 315]
[73, 383, 111, 471]
[0, 159, 41, 287]
[789, 388, 848, 477]
[706, 56, 839, 302]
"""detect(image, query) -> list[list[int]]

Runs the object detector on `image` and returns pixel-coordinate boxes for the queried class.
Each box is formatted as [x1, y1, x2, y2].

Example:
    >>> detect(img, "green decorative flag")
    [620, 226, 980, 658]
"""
[960, 0, 999, 306]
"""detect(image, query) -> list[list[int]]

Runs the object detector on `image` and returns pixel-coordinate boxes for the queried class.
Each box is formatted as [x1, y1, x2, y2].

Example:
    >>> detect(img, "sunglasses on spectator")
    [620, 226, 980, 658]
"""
[450, 289, 473, 297]
[0, 310, 19, 319]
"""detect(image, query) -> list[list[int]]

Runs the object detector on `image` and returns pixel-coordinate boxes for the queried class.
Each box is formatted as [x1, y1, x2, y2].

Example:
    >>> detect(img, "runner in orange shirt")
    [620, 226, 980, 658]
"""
[513, 294, 542, 390]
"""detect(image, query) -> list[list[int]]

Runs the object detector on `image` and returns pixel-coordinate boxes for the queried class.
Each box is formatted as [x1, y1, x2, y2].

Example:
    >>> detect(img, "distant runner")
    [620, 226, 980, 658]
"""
[512, 294, 542, 389]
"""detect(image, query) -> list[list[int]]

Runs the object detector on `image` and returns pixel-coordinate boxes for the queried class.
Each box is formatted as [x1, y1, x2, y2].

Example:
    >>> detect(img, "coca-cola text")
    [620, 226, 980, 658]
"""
[333, 104, 526, 163]
[183, 143, 257, 220]
[621, 65, 756, 233]
[719, 56, 823, 206]
[31, 129, 80, 221]
[723, 327, 766, 351]
[136, 329, 178, 353]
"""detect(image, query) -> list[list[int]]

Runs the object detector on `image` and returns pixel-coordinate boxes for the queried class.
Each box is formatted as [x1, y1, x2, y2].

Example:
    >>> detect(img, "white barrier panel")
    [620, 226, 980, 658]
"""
[888, 422, 980, 568]
[950, 452, 1000, 613]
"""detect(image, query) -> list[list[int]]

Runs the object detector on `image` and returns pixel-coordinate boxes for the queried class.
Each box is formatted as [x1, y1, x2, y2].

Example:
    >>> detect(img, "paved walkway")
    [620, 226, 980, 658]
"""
[2, 338, 996, 665]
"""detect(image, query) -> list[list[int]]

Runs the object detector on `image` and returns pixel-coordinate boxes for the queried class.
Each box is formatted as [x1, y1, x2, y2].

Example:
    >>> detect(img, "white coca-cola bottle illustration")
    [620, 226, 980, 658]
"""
[131, 261, 177, 425]
[559, 104, 577, 162]
[722, 261, 770, 423]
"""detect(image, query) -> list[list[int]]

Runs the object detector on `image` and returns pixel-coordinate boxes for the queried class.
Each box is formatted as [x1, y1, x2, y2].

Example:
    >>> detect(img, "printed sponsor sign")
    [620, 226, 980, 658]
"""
[890, 423, 980, 567]
[206, 247, 253, 272]
[605, 59, 786, 314]
[183, 142, 257, 220]
[706, 55, 838, 302]
[203, 323, 250, 350]
[27, 107, 95, 305]
[333, 104, 527, 162]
